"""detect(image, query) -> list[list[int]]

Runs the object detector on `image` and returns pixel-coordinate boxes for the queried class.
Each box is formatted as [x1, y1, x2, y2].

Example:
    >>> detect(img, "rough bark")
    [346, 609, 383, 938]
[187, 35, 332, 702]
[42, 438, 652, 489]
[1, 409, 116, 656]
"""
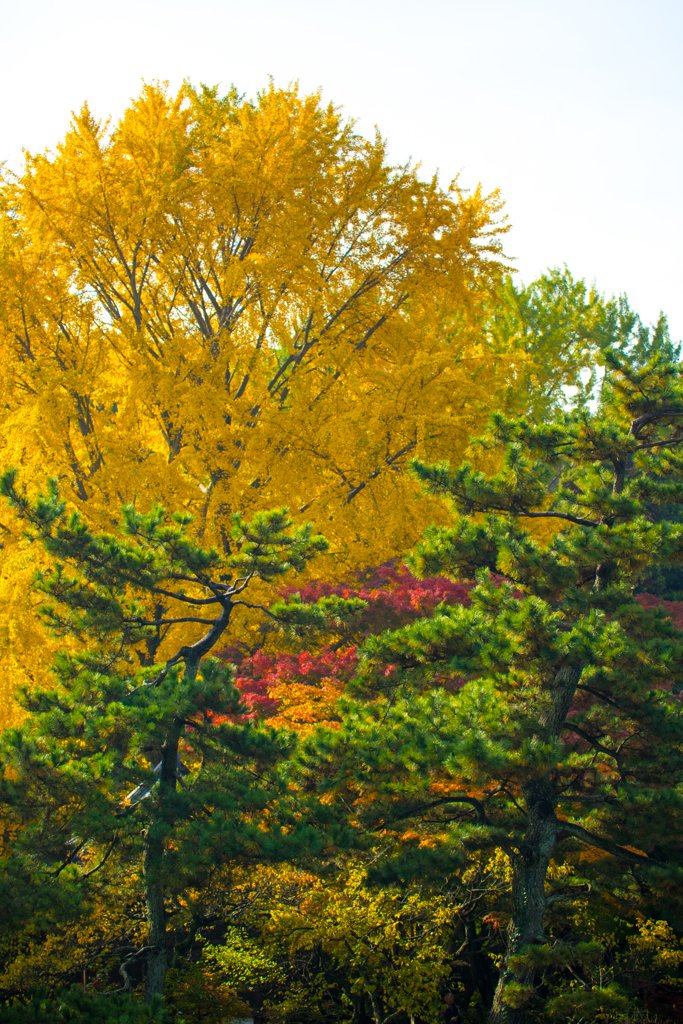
[487, 780, 558, 1024]
[486, 664, 582, 1024]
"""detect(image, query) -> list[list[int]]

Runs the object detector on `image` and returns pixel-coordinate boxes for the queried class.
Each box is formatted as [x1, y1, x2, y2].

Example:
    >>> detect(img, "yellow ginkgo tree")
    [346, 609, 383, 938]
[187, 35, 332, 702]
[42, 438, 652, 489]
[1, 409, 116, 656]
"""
[0, 79, 518, 713]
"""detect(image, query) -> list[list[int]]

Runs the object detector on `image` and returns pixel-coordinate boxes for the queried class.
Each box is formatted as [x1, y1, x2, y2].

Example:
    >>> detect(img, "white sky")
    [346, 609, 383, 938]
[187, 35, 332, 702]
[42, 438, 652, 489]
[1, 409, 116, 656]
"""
[2, 0, 681, 338]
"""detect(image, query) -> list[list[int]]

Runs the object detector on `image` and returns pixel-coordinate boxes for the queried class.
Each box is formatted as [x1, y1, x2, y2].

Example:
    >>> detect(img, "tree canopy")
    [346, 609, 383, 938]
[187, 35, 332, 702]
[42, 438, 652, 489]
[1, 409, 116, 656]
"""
[3, 76, 683, 1024]
[0, 80, 518, 714]
[0, 475, 333, 1000]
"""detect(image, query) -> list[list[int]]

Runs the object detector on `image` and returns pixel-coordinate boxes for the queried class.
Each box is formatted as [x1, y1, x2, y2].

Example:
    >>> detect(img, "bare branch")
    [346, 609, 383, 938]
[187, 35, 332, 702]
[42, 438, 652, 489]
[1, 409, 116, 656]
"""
[80, 835, 118, 879]
[545, 882, 592, 905]
[46, 839, 87, 877]
[630, 408, 683, 438]
[518, 510, 598, 527]
[378, 794, 489, 828]
[576, 683, 631, 712]
[231, 600, 284, 621]
[562, 722, 623, 762]
[634, 437, 683, 452]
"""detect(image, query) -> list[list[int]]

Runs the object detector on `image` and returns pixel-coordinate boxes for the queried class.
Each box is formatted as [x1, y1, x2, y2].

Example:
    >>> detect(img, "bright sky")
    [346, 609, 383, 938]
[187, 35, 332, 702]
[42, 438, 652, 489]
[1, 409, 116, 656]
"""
[3, 0, 681, 338]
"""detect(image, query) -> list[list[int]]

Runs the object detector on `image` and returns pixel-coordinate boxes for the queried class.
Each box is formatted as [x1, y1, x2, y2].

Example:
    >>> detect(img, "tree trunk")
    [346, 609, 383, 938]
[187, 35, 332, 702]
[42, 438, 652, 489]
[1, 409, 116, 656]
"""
[367, 985, 384, 1024]
[144, 831, 167, 1001]
[487, 665, 582, 1024]
[143, 736, 178, 1003]
[487, 779, 557, 1024]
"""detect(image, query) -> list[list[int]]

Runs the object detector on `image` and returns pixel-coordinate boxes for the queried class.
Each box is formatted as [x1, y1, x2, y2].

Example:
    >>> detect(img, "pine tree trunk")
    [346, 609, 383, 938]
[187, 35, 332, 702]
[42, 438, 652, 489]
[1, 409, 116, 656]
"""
[487, 779, 557, 1024]
[487, 665, 582, 1024]
[144, 831, 167, 1001]
[143, 736, 178, 1002]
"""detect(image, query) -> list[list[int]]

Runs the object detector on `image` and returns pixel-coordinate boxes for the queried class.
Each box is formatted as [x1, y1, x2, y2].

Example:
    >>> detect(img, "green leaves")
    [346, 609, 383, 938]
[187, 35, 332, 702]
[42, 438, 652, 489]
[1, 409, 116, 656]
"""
[203, 931, 284, 987]
[545, 984, 630, 1021]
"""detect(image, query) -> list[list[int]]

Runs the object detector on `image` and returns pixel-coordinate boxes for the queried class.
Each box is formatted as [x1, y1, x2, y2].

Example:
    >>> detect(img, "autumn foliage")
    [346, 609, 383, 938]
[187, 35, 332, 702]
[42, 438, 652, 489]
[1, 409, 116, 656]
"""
[222, 562, 472, 727]
[0, 79, 519, 724]
[3, 78, 683, 1024]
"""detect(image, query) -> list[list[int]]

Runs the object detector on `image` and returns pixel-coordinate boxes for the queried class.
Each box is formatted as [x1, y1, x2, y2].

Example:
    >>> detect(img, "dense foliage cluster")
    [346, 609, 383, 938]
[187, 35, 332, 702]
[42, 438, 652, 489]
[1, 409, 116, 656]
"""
[1, 79, 683, 1024]
[225, 563, 473, 725]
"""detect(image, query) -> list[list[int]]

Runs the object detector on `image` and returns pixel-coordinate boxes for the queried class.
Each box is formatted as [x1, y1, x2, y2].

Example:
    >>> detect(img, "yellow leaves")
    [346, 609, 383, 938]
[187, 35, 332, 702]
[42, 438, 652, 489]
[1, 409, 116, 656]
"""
[0, 884, 147, 992]
[267, 675, 346, 733]
[0, 807, 22, 859]
[264, 865, 452, 1021]
[0, 79, 521, 705]
[624, 918, 683, 979]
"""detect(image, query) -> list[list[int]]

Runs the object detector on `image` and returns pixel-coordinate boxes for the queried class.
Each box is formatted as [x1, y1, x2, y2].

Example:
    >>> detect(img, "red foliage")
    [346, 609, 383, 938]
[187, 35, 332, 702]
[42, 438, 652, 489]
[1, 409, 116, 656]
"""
[278, 560, 473, 639]
[635, 591, 683, 629]
[235, 646, 359, 722]
[215, 562, 473, 727]
[221, 573, 683, 730]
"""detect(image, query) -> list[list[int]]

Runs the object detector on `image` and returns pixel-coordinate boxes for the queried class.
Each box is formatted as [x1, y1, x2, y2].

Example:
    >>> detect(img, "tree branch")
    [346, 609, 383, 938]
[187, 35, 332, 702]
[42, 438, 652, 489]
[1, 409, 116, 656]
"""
[148, 586, 222, 606]
[128, 615, 218, 626]
[556, 820, 666, 867]
[562, 722, 624, 762]
[630, 408, 683, 438]
[46, 839, 87, 877]
[126, 649, 187, 693]
[634, 437, 683, 452]
[168, 572, 226, 596]
[80, 835, 118, 879]
[517, 510, 598, 527]
[575, 684, 628, 712]
[545, 882, 592, 905]
[378, 795, 489, 828]
[231, 600, 285, 621]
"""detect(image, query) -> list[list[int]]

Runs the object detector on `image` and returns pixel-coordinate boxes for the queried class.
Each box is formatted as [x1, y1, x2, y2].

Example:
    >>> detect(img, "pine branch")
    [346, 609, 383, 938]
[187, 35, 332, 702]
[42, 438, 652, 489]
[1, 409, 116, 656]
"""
[378, 795, 489, 827]
[148, 586, 222, 606]
[128, 615, 218, 626]
[556, 820, 666, 868]
[80, 835, 119, 879]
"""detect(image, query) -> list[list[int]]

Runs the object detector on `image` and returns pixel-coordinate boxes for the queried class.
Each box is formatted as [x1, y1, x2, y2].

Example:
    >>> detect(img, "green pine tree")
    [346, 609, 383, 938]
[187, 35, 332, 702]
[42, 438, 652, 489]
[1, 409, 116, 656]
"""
[282, 350, 683, 1023]
[0, 476, 328, 1002]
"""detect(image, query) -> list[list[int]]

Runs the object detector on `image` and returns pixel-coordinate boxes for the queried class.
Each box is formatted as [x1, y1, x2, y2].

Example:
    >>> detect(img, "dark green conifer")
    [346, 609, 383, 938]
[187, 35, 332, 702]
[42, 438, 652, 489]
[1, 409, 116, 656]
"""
[0, 479, 327, 1002]
[283, 351, 683, 1023]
